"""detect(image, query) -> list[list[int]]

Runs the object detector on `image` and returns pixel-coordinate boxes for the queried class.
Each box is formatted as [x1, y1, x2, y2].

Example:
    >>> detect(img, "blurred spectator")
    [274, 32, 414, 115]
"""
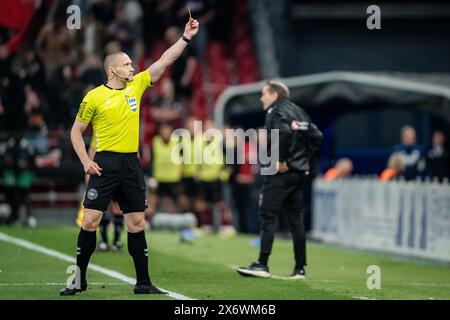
[90, 0, 115, 25]
[16, 50, 46, 94]
[22, 85, 61, 168]
[0, 71, 26, 131]
[23, 85, 49, 154]
[391, 125, 425, 181]
[47, 64, 76, 129]
[0, 131, 36, 226]
[143, 0, 178, 43]
[176, 0, 216, 61]
[150, 122, 183, 213]
[427, 130, 450, 182]
[79, 54, 105, 86]
[36, 17, 75, 79]
[178, 116, 200, 214]
[195, 119, 235, 236]
[151, 78, 183, 128]
[105, 1, 140, 57]
[164, 26, 197, 99]
[324, 158, 353, 181]
[82, 8, 104, 56]
[66, 54, 105, 123]
[228, 128, 258, 233]
[379, 153, 405, 182]
[104, 40, 122, 55]
[123, 0, 144, 26]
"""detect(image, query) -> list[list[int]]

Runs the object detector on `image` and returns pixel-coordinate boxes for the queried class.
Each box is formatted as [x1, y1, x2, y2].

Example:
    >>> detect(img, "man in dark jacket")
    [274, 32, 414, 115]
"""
[427, 130, 450, 182]
[391, 125, 425, 181]
[237, 80, 323, 280]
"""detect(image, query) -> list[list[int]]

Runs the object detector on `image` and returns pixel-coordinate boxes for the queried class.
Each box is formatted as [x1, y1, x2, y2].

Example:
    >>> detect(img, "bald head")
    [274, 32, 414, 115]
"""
[104, 52, 126, 74]
[104, 52, 134, 82]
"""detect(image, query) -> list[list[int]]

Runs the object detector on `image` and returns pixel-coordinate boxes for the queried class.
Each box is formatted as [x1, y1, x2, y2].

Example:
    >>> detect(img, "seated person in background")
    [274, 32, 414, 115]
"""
[391, 125, 425, 180]
[151, 78, 183, 128]
[379, 153, 405, 182]
[427, 130, 450, 182]
[324, 158, 353, 181]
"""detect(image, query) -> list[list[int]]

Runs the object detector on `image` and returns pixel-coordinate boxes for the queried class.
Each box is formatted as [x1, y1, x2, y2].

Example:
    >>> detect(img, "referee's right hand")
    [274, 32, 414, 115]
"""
[83, 160, 103, 176]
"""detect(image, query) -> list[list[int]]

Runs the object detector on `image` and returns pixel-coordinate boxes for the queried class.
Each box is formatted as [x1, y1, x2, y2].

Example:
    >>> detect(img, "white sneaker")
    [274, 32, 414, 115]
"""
[289, 268, 306, 280]
[237, 262, 271, 278]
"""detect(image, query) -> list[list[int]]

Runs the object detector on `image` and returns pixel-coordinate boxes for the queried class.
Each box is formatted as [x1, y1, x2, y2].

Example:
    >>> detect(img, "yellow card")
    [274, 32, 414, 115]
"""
[188, 6, 192, 20]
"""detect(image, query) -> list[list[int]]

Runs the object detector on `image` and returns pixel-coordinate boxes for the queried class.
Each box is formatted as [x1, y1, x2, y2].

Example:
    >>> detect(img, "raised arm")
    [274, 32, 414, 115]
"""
[148, 19, 199, 83]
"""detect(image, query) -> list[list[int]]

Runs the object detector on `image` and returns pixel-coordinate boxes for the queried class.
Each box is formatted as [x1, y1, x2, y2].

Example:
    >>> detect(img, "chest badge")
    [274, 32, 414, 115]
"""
[125, 95, 137, 112]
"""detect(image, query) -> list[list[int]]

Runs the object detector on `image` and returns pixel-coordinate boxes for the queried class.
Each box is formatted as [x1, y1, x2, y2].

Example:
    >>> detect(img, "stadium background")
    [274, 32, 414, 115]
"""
[0, 0, 449, 300]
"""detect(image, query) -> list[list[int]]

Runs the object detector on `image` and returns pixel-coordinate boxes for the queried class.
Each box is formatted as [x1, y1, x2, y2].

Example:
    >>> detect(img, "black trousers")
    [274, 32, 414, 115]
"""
[259, 171, 307, 268]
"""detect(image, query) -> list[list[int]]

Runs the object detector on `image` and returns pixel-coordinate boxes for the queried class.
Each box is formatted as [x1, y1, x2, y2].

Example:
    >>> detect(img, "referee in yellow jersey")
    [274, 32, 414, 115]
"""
[60, 18, 200, 296]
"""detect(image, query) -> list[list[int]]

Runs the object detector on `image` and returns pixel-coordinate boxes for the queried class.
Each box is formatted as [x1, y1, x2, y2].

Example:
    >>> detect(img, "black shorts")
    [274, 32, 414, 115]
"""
[199, 180, 223, 203]
[156, 182, 180, 199]
[180, 177, 199, 197]
[83, 152, 147, 214]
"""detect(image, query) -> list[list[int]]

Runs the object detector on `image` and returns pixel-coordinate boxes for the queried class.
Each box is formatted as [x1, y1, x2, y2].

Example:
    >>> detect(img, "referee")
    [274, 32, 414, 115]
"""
[237, 80, 323, 280]
[60, 19, 199, 296]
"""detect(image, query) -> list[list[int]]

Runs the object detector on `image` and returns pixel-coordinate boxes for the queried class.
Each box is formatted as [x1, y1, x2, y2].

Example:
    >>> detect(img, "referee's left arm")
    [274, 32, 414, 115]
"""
[148, 19, 200, 83]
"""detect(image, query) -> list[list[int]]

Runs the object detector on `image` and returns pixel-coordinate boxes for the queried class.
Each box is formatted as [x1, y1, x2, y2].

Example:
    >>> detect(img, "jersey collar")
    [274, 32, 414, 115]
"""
[103, 83, 125, 90]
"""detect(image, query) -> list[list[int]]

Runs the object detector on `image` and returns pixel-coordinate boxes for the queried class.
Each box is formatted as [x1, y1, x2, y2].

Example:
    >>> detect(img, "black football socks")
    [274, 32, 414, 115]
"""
[76, 228, 96, 286]
[128, 231, 151, 286]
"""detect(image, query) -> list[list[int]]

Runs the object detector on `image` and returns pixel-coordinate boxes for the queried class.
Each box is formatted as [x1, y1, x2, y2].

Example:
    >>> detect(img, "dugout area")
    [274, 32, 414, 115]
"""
[216, 71, 450, 174]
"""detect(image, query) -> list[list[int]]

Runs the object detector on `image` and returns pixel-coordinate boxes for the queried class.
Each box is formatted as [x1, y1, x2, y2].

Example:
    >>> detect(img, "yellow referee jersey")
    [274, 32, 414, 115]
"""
[76, 70, 153, 153]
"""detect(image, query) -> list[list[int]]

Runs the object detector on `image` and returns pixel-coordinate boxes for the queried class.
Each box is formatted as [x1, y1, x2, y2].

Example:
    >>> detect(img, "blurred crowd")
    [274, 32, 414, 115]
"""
[324, 125, 450, 183]
[0, 0, 229, 135]
[0, 0, 258, 232]
[1, 1, 449, 233]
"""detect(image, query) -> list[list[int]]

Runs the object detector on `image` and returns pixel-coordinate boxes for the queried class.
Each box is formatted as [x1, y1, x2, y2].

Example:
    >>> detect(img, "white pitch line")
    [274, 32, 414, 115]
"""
[0, 283, 124, 286]
[0, 232, 193, 300]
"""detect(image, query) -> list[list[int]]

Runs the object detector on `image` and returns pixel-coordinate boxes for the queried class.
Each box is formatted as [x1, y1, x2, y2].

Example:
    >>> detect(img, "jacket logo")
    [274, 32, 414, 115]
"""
[291, 120, 309, 131]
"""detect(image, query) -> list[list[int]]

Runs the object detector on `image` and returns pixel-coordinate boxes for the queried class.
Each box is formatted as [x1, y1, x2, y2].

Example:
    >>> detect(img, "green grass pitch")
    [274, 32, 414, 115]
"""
[0, 226, 449, 300]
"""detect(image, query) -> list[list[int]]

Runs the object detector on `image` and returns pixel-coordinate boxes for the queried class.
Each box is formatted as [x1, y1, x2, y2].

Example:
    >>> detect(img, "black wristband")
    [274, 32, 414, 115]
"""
[181, 35, 191, 43]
